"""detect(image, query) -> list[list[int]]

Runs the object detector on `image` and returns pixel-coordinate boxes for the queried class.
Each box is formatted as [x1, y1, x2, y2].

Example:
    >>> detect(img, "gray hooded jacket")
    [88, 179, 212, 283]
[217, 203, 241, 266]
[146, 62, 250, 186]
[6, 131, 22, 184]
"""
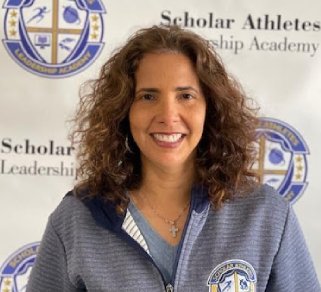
[26, 185, 320, 291]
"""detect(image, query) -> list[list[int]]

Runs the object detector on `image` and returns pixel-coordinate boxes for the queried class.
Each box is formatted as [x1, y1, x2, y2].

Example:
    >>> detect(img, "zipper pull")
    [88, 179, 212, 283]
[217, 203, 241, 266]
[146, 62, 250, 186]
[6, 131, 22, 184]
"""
[165, 283, 174, 292]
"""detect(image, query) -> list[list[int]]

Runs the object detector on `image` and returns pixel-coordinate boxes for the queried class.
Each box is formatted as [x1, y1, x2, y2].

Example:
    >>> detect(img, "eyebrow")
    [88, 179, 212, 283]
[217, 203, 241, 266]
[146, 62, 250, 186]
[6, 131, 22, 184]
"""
[135, 88, 159, 94]
[176, 86, 199, 93]
[135, 86, 199, 94]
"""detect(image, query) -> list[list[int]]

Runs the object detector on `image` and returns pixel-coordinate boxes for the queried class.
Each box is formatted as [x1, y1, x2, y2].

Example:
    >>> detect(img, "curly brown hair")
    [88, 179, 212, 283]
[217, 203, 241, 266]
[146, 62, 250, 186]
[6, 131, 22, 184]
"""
[71, 25, 259, 214]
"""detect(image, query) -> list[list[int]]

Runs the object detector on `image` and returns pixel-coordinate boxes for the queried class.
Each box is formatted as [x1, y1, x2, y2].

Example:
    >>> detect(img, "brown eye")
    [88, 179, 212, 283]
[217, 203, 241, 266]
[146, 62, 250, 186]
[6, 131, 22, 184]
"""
[142, 93, 155, 101]
[181, 93, 193, 100]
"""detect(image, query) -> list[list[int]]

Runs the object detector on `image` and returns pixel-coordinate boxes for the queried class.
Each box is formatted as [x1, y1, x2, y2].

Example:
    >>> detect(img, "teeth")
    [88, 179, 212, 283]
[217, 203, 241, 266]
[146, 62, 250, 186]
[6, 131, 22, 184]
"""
[153, 133, 183, 143]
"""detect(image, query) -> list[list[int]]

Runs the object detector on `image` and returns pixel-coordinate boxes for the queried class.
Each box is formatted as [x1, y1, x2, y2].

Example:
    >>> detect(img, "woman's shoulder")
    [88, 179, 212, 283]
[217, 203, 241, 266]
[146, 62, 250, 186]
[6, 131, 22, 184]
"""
[49, 189, 124, 233]
[221, 184, 291, 225]
[54, 189, 85, 211]
[49, 190, 93, 228]
[233, 183, 289, 209]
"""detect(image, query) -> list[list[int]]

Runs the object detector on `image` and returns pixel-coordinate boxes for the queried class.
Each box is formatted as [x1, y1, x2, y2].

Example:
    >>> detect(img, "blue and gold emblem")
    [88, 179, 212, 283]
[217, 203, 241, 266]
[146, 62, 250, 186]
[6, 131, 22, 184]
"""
[2, 0, 105, 78]
[207, 259, 257, 292]
[253, 117, 309, 203]
[0, 242, 40, 292]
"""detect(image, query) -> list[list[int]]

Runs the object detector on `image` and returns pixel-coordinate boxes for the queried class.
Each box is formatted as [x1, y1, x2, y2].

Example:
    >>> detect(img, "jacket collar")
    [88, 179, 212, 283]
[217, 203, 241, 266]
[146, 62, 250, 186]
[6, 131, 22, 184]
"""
[77, 184, 209, 233]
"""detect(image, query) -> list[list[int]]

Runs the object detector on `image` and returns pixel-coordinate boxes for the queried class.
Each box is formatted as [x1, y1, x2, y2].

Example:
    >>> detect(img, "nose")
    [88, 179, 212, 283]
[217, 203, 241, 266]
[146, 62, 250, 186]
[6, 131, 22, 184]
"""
[156, 95, 180, 125]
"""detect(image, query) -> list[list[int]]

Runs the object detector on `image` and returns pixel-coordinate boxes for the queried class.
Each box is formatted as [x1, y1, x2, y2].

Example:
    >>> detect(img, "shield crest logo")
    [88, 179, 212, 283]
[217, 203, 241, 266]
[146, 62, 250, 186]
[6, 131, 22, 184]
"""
[207, 259, 257, 292]
[253, 118, 309, 203]
[0, 242, 40, 292]
[3, 0, 106, 78]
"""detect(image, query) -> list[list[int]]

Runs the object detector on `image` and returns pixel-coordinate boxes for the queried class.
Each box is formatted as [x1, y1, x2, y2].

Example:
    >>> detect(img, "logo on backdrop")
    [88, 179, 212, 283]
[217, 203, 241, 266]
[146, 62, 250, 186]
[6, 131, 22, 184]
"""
[0, 242, 40, 292]
[207, 259, 257, 292]
[2, 0, 106, 78]
[253, 117, 309, 203]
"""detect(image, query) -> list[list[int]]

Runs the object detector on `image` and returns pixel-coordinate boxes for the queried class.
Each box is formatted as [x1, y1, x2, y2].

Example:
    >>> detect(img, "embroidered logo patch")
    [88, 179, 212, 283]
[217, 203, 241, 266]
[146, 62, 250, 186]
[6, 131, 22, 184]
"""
[207, 259, 257, 292]
[2, 0, 106, 78]
[253, 117, 309, 203]
[0, 242, 40, 292]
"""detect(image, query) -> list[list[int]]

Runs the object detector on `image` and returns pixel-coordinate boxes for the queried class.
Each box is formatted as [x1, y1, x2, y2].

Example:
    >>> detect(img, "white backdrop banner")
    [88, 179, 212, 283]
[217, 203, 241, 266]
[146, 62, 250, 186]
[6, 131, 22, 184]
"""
[0, 0, 320, 290]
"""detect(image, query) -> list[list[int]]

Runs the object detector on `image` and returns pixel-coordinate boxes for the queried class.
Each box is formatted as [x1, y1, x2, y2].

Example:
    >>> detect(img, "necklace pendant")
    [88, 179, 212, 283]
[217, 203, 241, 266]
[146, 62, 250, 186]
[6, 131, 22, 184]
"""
[169, 223, 179, 238]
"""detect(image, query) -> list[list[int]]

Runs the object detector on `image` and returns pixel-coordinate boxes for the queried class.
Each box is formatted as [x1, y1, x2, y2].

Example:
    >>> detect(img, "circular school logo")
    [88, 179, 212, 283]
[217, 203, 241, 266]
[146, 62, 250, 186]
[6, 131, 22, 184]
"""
[0, 242, 40, 292]
[2, 0, 106, 78]
[253, 117, 309, 203]
[207, 259, 257, 292]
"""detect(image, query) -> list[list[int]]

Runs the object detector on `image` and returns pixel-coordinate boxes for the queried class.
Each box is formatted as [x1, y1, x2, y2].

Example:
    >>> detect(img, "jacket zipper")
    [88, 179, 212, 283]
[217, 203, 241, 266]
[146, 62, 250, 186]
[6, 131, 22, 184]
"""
[165, 283, 174, 292]
[167, 191, 196, 288]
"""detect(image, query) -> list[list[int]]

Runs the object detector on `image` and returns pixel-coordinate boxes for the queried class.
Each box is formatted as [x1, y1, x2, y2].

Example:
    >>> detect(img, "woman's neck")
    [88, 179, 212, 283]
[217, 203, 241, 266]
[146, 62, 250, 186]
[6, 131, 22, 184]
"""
[138, 162, 195, 208]
[129, 160, 196, 246]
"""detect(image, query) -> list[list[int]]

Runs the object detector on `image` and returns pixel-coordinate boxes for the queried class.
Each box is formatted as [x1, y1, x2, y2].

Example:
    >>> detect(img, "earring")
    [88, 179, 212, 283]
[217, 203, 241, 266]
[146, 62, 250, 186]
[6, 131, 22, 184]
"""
[125, 135, 133, 153]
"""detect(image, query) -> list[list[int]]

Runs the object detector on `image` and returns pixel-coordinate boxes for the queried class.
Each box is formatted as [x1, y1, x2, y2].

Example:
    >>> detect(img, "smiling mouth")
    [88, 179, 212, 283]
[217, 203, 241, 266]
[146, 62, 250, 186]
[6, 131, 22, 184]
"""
[151, 133, 185, 143]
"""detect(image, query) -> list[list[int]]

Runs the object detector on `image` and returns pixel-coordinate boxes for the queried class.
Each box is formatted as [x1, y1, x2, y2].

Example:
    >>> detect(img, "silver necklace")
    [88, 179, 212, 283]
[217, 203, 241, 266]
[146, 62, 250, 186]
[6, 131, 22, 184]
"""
[138, 191, 190, 238]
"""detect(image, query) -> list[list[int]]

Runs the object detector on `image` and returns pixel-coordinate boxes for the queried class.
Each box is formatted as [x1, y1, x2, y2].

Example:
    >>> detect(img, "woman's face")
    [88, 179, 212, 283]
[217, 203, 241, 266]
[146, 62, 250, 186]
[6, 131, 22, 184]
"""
[129, 52, 206, 172]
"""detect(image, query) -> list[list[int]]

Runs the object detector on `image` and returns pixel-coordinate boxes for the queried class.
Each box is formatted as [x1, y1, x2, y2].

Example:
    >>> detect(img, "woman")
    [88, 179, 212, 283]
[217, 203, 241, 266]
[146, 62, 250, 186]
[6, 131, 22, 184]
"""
[27, 25, 320, 291]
